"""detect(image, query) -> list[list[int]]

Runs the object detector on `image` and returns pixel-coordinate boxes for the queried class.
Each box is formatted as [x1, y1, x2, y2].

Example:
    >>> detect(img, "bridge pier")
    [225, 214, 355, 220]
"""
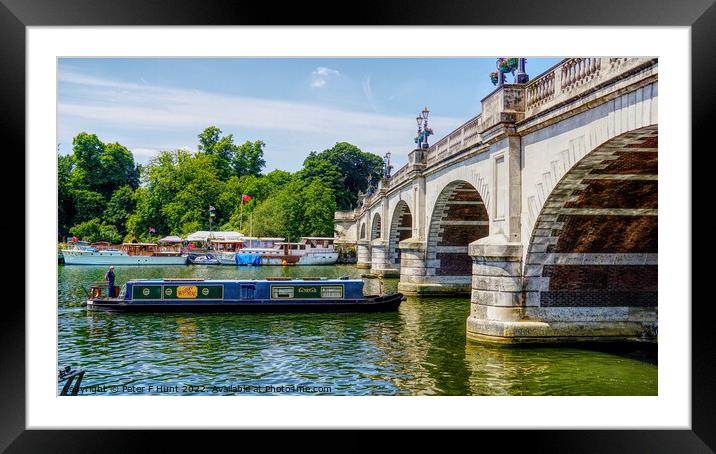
[466, 235, 658, 344]
[397, 238, 472, 295]
[370, 239, 400, 277]
[356, 240, 372, 269]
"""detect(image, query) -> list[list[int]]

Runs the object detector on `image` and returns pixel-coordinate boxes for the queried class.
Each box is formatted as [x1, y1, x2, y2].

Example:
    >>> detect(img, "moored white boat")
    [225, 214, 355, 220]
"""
[235, 237, 339, 266]
[62, 242, 187, 265]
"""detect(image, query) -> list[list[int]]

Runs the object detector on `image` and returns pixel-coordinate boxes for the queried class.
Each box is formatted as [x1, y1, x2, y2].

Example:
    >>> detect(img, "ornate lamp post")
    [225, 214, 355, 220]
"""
[383, 152, 394, 178]
[415, 114, 423, 149]
[414, 106, 433, 149]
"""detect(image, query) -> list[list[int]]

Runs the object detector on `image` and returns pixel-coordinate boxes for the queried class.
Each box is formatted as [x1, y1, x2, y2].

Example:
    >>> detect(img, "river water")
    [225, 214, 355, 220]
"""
[58, 264, 657, 396]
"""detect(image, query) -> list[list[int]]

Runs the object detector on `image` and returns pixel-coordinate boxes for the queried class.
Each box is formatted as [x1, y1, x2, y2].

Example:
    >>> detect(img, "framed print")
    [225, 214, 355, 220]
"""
[6, 0, 713, 450]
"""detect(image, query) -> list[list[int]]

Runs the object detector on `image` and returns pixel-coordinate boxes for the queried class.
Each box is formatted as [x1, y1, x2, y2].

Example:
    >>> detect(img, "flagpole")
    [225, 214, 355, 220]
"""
[249, 212, 253, 237]
[240, 197, 243, 231]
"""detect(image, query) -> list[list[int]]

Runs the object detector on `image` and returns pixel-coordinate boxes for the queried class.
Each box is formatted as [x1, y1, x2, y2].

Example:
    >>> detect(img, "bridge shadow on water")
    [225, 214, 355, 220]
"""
[401, 293, 657, 396]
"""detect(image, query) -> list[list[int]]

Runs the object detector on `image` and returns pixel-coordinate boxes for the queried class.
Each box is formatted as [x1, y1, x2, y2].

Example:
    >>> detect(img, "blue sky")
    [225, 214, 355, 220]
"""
[58, 57, 561, 171]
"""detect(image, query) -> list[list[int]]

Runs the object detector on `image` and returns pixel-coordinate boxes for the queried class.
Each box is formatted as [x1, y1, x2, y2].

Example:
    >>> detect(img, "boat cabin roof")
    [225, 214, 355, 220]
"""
[125, 277, 360, 285]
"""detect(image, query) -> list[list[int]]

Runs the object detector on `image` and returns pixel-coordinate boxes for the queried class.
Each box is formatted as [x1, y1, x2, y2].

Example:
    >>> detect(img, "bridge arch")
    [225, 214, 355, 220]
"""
[387, 200, 412, 265]
[524, 125, 658, 309]
[426, 180, 489, 278]
[359, 222, 366, 240]
[370, 213, 382, 240]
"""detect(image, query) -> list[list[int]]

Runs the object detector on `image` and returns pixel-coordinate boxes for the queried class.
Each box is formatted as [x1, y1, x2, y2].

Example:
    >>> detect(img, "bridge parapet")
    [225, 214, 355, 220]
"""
[524, 57, 655, 117]
[390, 163, 411, 188]
[334, 210, 358, 221]
[426, 114, 484, 166]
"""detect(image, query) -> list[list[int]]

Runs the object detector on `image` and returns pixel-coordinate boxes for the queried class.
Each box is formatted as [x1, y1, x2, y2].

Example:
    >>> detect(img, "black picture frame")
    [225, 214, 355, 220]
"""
[5, 0, 711, 451]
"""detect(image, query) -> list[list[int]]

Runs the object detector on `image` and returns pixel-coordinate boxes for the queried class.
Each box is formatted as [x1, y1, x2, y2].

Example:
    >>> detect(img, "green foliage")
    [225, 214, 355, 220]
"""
[69, 218, 122, 243]
[102, 185, 136, 236]
[250, 178, 336, 239]
[71, 189, 106, 225]
[197, 127, 266, 180]
[60, 128, 376, 243]
[71, 132, 139, 196]
[234, 140, 266, 178]
[58, 153, 75, 236]
[302, 142, 384, 210]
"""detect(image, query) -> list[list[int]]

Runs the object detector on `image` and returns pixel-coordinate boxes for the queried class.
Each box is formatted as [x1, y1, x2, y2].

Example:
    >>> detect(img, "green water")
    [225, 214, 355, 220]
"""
[58, 264, 657, 396]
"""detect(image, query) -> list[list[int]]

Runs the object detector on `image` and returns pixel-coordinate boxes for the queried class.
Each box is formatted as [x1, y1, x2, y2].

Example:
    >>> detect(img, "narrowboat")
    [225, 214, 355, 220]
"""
[86, 277, 404, 312]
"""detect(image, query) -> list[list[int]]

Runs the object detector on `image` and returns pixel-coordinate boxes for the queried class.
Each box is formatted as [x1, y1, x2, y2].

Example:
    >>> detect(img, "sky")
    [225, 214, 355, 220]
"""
[58, 57, 561, 171]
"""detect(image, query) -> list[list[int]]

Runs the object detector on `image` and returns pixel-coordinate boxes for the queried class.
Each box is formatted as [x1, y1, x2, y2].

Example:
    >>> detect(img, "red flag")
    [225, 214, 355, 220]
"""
[242, 194, 251, 202]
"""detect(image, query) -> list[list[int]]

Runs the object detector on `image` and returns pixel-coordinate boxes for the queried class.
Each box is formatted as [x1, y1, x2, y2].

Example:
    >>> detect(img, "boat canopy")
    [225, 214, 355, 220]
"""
[158, 236, 184, 244]
[186, 231, 244, 242]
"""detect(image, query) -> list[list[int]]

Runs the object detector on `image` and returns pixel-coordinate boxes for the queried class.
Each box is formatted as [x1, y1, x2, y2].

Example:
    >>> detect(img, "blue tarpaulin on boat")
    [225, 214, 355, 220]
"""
[235, 254, 261, 265]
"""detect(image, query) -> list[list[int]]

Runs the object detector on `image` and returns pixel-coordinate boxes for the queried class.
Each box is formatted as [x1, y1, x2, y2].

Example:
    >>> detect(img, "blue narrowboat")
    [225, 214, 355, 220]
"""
[86, 277, 404, 312]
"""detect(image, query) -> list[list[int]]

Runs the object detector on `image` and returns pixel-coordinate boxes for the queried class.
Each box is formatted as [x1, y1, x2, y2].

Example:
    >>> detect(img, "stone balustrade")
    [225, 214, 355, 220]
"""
[524, 57, 654, 116]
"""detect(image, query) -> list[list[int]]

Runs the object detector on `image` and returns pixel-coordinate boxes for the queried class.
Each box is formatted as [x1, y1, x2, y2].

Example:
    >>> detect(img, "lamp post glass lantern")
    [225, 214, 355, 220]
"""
[415, 106, 433, 149]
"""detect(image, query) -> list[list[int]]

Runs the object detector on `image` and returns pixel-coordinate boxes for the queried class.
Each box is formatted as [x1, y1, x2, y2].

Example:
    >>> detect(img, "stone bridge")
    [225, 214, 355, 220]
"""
[334, 58, 658, 343]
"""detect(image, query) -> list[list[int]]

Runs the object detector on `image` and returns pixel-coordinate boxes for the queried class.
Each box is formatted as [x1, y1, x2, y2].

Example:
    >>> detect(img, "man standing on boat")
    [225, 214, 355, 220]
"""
[105, 266, 115, 298]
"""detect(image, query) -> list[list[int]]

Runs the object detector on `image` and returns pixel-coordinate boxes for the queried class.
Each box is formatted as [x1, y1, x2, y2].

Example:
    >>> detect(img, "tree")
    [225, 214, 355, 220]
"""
[58, 153, 75, 239]
[197, 126, 234, 180]
[69, 218, 122, 243]
[295, 158, 349, 210]
[197, 126, 221, 153]
[102, 185, 136, 237]
[301, 180, 337, 236]
[71, 189, 106, 225]
[302, 142, 384, 210]
[71, 132, 139, 196]
[250, 197, 285, 238]
[233, 140, 266, 178]
[71, 132, 104, 188]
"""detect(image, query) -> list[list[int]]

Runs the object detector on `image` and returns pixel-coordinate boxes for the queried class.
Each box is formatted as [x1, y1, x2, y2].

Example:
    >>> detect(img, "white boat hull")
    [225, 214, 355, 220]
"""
[62, 250, 187, 265]
[217, 253, 237, 265]
[297, 253, 339, 265]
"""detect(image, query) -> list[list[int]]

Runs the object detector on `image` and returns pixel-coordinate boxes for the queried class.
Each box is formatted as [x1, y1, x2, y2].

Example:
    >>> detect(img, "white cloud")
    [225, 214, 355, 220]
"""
[129, 145, 196, 162]
[362, 75, 377, 112]
[130, 147, 161, 159]
[310, 66, 340, 88]
[58, 68, 465, 169]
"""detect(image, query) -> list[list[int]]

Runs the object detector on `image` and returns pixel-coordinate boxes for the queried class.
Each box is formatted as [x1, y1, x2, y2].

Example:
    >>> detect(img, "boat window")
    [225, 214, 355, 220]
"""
[271, 286, 294, 298]
[321, 286, 343, 298]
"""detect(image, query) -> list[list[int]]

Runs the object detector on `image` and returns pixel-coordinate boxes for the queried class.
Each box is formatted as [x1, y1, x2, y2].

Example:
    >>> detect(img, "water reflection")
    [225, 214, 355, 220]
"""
[58, 265, 657, 396]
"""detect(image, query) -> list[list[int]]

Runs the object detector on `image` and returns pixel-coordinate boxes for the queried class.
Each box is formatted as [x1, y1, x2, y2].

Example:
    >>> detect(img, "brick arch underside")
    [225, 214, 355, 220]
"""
[388, 201, 412, 265]
[428, 181, 489, 276]
[371, 214, 382, 240]
[525, 126, 658, 308]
